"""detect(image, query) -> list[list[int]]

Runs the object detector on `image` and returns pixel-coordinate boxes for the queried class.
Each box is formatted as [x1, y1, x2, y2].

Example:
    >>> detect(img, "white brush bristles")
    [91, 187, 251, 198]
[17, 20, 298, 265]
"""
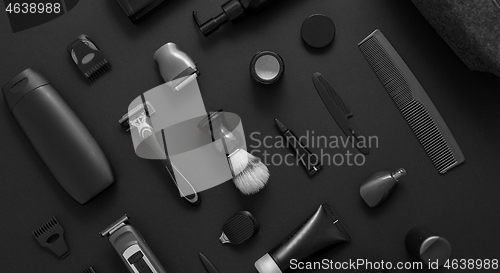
[229, 150, 270, 195]
[228, 149, 250, 176]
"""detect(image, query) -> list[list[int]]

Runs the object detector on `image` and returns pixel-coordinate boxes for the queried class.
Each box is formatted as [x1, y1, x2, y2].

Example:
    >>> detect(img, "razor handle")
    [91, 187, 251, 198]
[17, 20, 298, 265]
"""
[108, 224, 167, 273]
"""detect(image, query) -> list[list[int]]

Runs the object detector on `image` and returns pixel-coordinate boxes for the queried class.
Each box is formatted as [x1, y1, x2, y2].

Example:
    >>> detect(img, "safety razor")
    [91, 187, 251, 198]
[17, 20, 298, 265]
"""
[100, 215, 167, 273]
[119, 100, 200, 205]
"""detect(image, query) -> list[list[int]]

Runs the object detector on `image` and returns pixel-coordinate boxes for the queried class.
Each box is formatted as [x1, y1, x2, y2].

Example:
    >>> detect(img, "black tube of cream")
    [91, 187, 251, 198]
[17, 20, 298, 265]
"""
[254, 202, 352, 273]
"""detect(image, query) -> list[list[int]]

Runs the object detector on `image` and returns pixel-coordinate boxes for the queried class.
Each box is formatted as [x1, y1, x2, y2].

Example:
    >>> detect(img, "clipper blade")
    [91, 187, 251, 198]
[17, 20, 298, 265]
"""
[81, 267, 96, 273]
[68, 34, 111, 83]
[100, 214, 129, 237]
[33, 217, 70, 258]
[220, 211, 259, 245]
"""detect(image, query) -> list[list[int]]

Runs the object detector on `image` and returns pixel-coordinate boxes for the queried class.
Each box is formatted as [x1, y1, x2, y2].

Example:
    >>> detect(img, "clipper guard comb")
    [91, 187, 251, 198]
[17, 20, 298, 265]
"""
[33, 217, 70, 258]
[68, 34, 111, 83]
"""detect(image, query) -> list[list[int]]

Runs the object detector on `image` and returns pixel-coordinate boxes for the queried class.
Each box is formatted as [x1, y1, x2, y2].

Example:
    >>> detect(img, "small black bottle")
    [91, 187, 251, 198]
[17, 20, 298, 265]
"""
[2, 69, 115, 204]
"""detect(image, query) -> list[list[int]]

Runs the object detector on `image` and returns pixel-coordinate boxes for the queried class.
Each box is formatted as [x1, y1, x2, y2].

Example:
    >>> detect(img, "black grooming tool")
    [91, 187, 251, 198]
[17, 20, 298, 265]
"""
[220, 211, 259, 245]
[312, 72, 370, 155]
[358, 30, 464, 174]
[193, 0, 279, 37]
[116, 0, 168, 23]
[100, 215, 168, 273]
[199, 252, 220, 273]
[275, 118, 322, 176]
[33, 217, 70, 258]
[82, 267, 96, 273]
[68, 34, 111, 83]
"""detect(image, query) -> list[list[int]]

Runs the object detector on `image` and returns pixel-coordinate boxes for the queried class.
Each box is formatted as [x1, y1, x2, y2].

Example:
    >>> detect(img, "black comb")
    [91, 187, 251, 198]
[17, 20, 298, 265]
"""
[325, 84, 353, 118]
[68, 34, 111, 83]
[81, 267, 96, 273]
[358, 29, 465, 174]
[219, 211, 259, 245]
[33, 217, 70, 258]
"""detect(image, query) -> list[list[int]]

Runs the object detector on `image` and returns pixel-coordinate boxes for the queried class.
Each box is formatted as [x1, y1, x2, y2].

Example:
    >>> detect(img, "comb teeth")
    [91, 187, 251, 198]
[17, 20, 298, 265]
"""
[82, 267, 96, 273]
[33, 217, 59, 238]
[32, 216, 69, 258]
[401, 101, 457, 173]
[359, 36, 413, 108]
[86, 60, 111, 83]
[358, 29, 464, 174]
[222, 212, 258, 245]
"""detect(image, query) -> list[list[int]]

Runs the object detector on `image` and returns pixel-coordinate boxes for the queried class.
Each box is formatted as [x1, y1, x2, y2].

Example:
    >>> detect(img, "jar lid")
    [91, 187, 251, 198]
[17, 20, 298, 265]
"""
[301, 14, 336, 48]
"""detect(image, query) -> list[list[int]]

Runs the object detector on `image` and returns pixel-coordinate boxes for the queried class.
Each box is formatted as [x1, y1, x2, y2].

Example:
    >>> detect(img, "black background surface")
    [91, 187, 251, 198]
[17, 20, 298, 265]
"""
[1, 0, 499, 272]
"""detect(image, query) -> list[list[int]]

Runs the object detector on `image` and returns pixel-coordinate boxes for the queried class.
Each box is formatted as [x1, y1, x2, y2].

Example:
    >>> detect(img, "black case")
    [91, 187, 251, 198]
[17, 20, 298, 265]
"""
[2, 69, 115, 204]
[116, 0, 168, 23]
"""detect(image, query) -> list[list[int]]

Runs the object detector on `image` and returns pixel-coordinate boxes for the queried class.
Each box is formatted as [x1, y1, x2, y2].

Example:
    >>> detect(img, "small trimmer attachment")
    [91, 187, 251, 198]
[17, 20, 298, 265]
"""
[32, 217, 70, 258]
[220, 211, 259, 245]
[68, 34, 111, 83]
[100, 215, 168, 273]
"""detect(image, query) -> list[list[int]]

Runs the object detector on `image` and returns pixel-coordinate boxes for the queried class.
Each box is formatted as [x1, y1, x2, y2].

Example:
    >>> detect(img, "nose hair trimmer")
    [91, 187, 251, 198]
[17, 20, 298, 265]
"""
[100, 215, 168, 273]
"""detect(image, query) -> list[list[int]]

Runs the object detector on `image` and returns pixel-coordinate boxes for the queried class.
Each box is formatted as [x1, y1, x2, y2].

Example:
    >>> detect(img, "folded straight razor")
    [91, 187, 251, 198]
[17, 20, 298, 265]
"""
[312, 72, 370, 155]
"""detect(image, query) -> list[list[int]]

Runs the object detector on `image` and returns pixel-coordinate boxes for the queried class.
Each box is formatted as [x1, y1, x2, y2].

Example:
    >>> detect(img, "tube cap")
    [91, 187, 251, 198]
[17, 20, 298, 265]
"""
[405, 227, 452, 267]
[2, 68, 50, 111]
[255, 254, 282, 273]
[420, 236, 452, 266]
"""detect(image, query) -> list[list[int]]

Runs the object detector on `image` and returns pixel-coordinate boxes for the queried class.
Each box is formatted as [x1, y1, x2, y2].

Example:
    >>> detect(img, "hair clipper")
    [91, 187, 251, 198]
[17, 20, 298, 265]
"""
[100, 215, 167, 273]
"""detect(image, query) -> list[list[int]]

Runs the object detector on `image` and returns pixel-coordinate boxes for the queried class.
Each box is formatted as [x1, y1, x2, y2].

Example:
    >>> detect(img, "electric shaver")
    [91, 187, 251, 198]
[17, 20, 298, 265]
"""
[100, 215, 167, 273]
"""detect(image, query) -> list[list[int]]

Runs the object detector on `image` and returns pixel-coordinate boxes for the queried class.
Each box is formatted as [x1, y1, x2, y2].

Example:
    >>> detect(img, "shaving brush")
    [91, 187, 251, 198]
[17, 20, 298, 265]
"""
[198, 111, 269, 195]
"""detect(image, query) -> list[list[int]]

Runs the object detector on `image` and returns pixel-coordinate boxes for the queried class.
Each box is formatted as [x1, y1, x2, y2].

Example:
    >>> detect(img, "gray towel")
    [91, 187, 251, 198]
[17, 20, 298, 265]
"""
[412, 0, 500, 77]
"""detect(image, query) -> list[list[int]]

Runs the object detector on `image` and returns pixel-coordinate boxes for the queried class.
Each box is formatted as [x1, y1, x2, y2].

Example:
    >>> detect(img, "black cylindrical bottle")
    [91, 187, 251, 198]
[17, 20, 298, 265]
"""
[2, 69, 115, 204]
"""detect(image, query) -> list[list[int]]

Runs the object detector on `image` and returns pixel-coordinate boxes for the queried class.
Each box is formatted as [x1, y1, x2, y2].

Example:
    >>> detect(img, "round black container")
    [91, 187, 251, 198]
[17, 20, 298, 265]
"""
[301, 14, 336, 48]
[250, 51, 284, 85]
[405, 227, 452, 267]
